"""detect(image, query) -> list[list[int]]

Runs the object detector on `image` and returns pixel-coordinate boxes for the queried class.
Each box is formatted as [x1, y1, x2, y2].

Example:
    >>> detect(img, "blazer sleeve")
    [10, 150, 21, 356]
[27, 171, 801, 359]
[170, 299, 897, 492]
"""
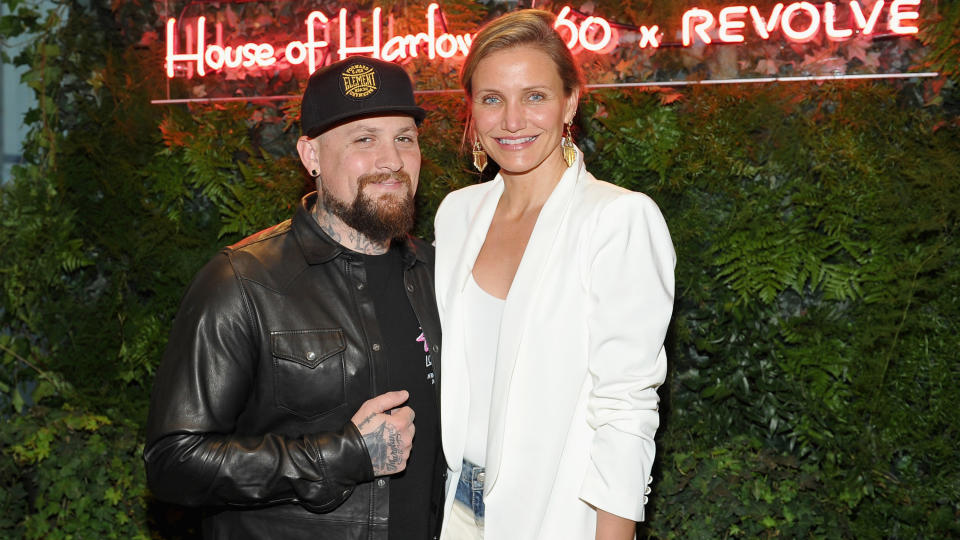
[578, 192, 675, 521]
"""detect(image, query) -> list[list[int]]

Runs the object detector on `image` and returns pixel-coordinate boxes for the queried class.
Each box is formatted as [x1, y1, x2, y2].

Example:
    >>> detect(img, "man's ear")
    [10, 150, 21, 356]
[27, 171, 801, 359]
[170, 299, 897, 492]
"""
[296, 136, 319, 175]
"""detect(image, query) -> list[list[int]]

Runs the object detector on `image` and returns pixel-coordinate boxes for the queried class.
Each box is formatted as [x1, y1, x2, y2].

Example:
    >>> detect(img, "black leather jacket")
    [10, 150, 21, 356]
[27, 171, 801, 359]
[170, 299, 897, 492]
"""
[144, 193, 443, 539]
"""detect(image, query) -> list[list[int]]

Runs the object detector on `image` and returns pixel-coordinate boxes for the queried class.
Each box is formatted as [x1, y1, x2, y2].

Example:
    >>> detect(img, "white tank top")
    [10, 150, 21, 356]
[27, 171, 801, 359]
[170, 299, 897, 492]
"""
[462, 273, 505, 466]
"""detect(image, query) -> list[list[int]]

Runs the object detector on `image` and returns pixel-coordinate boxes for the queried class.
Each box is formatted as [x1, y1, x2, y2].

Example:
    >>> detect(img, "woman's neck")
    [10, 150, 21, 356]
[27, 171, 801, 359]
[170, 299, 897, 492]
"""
[498, 152, 569, 217]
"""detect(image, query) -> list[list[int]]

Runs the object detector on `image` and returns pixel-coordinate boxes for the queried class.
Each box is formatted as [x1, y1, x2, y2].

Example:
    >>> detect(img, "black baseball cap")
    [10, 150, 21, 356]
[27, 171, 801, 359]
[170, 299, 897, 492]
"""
[300, 57, 427, 138]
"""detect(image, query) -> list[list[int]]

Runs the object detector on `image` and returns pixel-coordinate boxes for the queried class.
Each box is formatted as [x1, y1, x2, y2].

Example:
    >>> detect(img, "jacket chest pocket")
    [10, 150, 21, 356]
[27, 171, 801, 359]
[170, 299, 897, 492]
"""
[271, 329, 347, 419]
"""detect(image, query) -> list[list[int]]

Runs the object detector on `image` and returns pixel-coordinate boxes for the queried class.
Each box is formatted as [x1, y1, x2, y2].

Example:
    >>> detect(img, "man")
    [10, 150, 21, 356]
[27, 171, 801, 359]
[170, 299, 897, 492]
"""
[144, 56, 443, 540]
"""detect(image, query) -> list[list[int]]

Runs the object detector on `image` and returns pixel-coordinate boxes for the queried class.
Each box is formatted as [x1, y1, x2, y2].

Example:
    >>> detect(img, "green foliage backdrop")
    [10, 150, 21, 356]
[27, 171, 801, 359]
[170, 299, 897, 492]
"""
[1, 0, 958, 537]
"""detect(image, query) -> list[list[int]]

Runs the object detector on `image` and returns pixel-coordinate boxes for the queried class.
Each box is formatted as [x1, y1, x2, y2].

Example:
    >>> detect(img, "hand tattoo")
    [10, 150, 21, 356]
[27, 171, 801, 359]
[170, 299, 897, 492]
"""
[363, 421, 405, 476]
[357, 413, 377, 430]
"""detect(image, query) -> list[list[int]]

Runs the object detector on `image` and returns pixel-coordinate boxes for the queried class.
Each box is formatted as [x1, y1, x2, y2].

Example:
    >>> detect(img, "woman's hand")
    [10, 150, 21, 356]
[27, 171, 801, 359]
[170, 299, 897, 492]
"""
[595, 509, 636, 540]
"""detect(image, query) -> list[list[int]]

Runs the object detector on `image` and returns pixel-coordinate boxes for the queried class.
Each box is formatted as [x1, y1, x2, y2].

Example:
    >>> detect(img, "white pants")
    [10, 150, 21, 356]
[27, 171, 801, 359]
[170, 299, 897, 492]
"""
[444, 501, 484, 540]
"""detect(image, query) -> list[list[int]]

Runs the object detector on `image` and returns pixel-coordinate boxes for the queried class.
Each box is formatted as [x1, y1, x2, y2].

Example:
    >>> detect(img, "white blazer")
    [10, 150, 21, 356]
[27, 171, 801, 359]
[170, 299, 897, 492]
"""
[434, 152, 676, 539]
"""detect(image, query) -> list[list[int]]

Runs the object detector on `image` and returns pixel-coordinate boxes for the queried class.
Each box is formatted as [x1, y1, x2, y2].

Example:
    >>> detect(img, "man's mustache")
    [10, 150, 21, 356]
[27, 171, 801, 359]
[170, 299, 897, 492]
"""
[357, 171, 413, 189]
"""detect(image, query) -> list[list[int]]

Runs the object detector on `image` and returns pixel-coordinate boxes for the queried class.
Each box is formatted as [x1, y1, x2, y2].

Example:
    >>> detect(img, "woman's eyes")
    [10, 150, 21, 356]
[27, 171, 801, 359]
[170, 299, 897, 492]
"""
[480, 93, 546, 105]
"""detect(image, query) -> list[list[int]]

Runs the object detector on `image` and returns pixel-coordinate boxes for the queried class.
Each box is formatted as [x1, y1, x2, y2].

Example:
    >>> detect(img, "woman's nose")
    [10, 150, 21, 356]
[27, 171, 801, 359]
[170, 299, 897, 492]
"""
[502, 100, 525, 132]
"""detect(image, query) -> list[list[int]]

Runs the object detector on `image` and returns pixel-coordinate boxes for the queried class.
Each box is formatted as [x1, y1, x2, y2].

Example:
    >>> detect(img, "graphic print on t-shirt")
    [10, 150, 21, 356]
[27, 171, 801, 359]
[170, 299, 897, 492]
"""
[417, 329, 435, 385]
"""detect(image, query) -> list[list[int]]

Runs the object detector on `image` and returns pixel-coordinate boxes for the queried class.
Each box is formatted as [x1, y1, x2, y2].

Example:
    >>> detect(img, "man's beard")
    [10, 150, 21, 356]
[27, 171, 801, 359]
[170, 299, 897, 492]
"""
[322, 171, 416, 244]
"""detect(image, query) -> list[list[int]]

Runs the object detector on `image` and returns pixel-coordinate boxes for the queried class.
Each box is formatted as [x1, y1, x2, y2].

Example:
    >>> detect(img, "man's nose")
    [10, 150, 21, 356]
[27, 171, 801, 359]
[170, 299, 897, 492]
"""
[376, 143, 404, 172]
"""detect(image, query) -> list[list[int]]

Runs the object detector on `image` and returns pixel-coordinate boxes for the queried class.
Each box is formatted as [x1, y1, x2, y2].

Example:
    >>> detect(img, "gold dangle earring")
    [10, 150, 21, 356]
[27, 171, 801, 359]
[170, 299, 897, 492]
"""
[561, 122, 576, 168]
[472, 136, 488, 173]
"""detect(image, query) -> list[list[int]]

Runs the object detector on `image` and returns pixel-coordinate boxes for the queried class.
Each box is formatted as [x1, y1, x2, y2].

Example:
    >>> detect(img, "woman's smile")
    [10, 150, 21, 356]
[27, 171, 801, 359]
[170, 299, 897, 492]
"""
[495, 135, 538, 147]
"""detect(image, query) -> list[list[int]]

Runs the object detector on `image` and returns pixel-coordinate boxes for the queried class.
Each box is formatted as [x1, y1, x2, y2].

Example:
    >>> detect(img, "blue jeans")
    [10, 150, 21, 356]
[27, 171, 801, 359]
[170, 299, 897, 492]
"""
[455, 459, 485, 526]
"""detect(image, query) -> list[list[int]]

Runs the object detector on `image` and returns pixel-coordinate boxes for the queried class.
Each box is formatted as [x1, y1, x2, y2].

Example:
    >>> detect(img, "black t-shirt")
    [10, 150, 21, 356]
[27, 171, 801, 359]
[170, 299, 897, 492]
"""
[362, 245, 440, 539]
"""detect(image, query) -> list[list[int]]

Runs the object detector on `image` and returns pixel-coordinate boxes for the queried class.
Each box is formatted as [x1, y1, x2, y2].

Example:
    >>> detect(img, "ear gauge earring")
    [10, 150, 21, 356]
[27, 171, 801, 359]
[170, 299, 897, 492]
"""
[310, 169, 320, 177]
[472, 137, 488, 173]
[561, 123, 577, 168]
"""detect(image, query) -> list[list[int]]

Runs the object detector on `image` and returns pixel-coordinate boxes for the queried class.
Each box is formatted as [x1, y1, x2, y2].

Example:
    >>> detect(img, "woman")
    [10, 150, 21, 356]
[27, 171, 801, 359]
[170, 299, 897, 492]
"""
[433, 10, 676, 540]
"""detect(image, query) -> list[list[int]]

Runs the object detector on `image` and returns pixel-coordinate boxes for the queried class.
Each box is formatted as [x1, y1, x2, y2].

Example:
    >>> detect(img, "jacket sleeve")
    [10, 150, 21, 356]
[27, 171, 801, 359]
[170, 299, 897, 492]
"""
[578, 192, 675, 521]
[143, 253, 374, 512]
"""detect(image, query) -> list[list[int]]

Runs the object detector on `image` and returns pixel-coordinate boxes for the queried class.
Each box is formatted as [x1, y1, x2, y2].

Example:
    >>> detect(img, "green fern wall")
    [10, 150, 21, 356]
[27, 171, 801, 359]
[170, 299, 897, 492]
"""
[1, 0, 958, 537]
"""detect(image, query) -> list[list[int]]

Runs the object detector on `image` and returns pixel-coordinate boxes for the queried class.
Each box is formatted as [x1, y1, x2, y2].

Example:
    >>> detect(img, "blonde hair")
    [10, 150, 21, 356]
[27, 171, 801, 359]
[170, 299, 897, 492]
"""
[460, 10, 584, 98]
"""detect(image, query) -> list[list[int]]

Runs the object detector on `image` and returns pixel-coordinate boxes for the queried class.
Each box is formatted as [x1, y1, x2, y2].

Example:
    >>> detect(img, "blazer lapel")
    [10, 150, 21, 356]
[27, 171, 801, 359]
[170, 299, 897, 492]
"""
[484, 154, 585, 495]
[449, 180, 504, 305]
[441, 179, 504, 471]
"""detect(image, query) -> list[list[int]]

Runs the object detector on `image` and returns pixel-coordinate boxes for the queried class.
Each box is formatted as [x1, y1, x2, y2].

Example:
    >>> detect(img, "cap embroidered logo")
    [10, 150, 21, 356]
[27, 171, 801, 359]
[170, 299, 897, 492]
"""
[341, 63, 378, 99]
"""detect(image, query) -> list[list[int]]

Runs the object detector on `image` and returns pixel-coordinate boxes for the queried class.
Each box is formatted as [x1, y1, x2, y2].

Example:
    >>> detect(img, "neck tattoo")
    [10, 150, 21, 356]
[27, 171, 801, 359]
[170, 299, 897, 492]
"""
[314, 203, 390, 255]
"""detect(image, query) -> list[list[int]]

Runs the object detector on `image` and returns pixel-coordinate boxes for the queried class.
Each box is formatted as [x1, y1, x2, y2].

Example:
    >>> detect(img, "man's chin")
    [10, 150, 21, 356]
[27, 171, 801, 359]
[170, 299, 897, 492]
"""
[323, 184, 415, 243]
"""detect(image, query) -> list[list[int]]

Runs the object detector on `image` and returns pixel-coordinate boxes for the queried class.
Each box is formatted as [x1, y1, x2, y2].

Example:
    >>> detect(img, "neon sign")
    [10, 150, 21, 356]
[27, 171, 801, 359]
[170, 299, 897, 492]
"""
[681, 0, 921, 46]
[163, 1, 925, 79]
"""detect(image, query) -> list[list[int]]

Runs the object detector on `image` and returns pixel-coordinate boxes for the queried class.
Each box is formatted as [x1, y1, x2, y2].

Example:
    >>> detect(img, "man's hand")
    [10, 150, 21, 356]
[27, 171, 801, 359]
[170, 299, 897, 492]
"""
[351, 390, 415, 477]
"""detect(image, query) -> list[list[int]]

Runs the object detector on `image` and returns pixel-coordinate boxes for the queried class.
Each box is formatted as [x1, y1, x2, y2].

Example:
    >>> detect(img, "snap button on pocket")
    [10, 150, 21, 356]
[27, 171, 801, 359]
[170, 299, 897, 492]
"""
[272, 329, 345, 369]
[377, 479, 386, 488]
[271, 329, 347, 419]
[372, 343, 381, 352]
